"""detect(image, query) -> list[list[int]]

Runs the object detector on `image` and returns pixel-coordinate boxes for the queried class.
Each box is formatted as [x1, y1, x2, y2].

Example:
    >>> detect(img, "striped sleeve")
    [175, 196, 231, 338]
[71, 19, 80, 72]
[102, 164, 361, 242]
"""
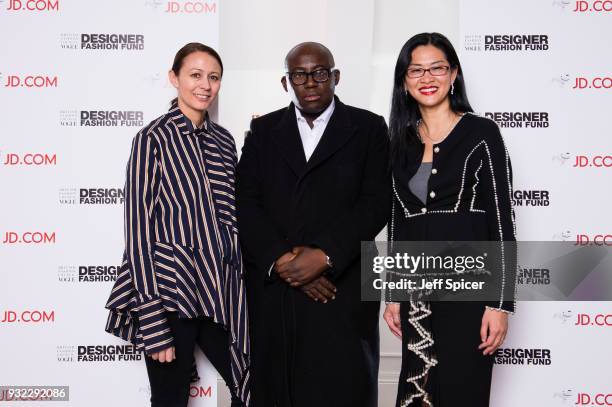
[125, 130, 174, 354]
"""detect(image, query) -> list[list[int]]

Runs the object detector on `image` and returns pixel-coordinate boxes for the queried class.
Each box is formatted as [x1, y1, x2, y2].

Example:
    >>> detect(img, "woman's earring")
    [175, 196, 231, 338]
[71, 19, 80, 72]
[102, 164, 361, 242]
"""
[451, 83, 455, 95]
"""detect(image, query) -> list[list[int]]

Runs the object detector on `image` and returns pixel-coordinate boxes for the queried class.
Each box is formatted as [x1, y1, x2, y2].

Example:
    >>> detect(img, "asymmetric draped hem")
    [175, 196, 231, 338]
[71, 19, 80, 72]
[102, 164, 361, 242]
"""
[104, 104, 250, 405]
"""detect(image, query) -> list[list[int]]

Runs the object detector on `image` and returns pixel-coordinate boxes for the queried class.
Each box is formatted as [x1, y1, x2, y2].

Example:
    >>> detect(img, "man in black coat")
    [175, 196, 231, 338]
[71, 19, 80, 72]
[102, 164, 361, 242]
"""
[236, 42, 390, 407]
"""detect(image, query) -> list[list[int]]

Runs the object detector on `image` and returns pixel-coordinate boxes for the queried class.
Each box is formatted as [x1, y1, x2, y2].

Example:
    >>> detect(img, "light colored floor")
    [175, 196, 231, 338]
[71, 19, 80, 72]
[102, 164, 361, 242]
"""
[218, 376, 400, 407]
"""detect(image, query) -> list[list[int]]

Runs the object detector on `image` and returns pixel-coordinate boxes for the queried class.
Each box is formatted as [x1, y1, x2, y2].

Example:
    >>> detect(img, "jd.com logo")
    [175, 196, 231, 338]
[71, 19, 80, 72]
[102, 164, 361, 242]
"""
[554, 0, 612, 12]
[144, 0, 217, 14]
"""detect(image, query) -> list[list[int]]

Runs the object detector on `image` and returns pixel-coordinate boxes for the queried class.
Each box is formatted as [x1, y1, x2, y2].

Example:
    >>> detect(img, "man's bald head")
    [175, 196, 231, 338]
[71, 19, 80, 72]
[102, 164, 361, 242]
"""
[284, 42, 335, 70]
[281, 42, 340, 121]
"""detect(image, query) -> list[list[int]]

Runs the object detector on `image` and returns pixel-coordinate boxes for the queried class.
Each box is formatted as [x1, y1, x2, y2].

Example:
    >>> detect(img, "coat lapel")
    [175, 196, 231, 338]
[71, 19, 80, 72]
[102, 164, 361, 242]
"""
[303, 97, 355, 175]
[271, 104, 307, 176]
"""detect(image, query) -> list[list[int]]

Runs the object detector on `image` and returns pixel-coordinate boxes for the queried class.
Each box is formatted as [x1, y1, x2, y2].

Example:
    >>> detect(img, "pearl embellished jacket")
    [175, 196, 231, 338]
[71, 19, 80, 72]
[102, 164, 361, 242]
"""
[389, 113, 517, 313]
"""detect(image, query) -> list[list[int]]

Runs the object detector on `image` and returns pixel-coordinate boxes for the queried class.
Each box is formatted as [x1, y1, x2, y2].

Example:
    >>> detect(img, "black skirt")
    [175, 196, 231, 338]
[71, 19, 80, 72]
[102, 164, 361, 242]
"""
[395, 301, 493, 407]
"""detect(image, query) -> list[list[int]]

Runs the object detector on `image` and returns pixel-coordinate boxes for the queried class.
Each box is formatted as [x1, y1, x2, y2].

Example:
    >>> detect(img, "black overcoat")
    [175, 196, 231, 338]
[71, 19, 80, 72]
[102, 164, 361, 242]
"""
[236, 97, 391, 407]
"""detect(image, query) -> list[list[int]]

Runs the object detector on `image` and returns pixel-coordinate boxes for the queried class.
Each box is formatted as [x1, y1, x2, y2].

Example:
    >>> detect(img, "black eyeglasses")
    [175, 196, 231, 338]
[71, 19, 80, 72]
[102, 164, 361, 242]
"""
[406, 65, 450, 78]
[286, 68, 335, 86]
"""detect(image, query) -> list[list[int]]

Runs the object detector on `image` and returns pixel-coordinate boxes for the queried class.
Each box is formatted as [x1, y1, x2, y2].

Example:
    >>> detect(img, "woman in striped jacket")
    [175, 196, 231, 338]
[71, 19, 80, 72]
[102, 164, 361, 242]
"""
[104, 43, 249, 407]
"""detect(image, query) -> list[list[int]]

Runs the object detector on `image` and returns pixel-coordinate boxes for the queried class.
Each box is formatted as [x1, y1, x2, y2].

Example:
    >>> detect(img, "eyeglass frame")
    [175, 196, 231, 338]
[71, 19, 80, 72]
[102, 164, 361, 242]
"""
[405, 65, 452, 79]
[285, 67, 338, 86]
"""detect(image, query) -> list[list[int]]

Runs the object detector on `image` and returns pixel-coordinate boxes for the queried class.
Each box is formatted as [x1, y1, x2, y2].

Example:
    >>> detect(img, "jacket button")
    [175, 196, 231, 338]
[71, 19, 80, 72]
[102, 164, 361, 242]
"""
[431, 168, 438, 174]
[421, 207, 427, 213]
[433, 146, 440, 153]
[429, 191, 436, 198]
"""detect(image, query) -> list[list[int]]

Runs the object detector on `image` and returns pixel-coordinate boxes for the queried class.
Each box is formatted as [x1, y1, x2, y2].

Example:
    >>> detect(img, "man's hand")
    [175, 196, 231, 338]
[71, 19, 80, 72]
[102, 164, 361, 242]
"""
[150, 346, 175, 363]
[300, 275, 337, 303]
[275, 251, 296, 270]
[276, 246, 329, 286]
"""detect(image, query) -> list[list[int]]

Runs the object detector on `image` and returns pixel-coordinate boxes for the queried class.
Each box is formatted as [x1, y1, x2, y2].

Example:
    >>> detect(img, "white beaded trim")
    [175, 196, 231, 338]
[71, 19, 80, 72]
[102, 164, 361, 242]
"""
[499, 122, 517, 312]
[453, 140, 484, 212]
[502, 135, 518, 313]
[392, 140, 485, 220]
[391, 131, 517, 312]
[400, 300, 437, 407]
[470, 160, 485, 213]
[485, 305, 515, 315]
[386, 198, 396, 303]
[482, 117, 518, 312]
[482, 141, 507, 310]
[502, 141, 517, 239]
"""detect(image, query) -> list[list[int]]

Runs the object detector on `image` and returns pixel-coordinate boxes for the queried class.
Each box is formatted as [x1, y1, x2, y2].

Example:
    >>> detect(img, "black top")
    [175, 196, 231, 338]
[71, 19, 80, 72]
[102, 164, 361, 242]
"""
[390, 113, 517, 312]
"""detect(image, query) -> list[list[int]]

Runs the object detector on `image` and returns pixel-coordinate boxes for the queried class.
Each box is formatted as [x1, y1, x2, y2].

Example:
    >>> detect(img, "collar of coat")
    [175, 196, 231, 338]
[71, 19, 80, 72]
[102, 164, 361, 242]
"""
[272, 95, 357, 176]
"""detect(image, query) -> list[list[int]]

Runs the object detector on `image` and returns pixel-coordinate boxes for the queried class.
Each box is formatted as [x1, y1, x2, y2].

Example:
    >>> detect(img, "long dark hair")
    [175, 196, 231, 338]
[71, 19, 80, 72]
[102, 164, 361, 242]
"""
[389, 32, 473, 166]
[170, 42, 223, 106]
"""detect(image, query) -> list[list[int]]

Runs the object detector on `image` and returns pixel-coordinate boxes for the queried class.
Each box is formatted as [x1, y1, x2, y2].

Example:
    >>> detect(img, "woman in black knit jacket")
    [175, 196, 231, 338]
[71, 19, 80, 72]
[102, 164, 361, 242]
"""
[383, 32, 516, 407]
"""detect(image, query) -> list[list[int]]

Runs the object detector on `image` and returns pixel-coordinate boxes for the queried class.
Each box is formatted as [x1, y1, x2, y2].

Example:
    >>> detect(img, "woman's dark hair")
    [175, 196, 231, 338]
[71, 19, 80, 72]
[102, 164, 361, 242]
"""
[389, 32, 473, 166]
[170, 42, 223, 106]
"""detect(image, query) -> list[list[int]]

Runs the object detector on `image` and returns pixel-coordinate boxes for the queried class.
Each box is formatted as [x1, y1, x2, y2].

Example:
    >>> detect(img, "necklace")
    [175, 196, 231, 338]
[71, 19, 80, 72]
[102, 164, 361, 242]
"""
[417, 113, 462, 144]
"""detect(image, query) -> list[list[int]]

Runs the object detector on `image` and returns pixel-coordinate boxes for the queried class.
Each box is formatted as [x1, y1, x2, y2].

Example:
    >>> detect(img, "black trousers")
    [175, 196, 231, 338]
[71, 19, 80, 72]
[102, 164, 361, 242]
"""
[144, 313, 243, 407]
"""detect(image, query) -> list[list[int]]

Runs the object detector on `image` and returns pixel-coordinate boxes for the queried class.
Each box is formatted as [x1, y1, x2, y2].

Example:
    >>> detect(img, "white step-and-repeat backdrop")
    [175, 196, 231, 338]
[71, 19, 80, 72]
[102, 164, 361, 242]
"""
[1, 0, 610, 406]
[460, 1, 611, 406]
[1, 0, 219, 406]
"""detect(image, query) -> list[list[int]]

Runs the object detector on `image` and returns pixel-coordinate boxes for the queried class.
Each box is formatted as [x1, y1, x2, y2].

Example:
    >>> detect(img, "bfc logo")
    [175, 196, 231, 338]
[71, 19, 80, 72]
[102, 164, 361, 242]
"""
[59, 188, 124, 205]
[2, 152, 56, 166]
[60, 33, 144, 51]
[2, 73, 58, 88]
[2, 231, 56, 244]
[4, 0, 58, 11]
[59, 110, 144, 127]
[464, 34, 549, 52]
[145, 0, 217, 14]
